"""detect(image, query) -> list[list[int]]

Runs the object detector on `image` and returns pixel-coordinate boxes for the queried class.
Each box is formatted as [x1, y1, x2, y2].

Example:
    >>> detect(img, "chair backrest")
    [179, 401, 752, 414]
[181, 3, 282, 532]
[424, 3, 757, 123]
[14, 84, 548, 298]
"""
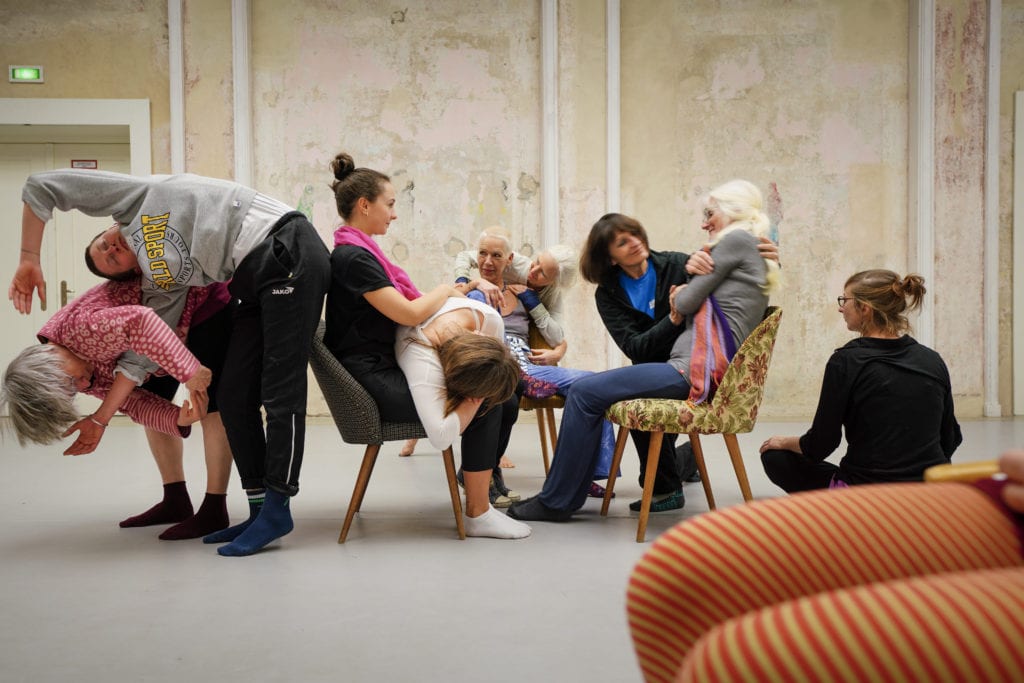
[527, 323, 553, 354]
[310, 320, 421, 446]
[703, 306, 782, 434]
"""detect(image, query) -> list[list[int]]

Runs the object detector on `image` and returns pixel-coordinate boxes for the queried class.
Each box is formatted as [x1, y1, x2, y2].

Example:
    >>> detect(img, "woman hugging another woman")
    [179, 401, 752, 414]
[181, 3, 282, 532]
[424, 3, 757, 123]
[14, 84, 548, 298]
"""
[323, 152, 529, 539]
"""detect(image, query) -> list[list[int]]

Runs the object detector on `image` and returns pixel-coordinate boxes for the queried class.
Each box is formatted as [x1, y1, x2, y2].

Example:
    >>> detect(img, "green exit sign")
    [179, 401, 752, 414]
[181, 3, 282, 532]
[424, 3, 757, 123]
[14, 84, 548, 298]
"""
[9, 66, 44, 83]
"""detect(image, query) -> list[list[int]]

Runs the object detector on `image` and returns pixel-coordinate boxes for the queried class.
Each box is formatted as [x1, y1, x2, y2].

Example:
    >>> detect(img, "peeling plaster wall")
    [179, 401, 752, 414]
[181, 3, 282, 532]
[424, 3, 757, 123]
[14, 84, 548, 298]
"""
[0, 1, 1008, 420]
[0, 0, 172, 172]
[249, 0, 542, 284]
[1000, 0, 1024, 414]
[620, 0, 910, 417]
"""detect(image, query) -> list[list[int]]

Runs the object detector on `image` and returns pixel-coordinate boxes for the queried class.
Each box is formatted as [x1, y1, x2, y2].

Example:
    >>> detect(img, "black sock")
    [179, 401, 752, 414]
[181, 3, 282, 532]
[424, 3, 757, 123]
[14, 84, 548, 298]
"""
[159, 493, 230, 540]
[119, 481, 193, 528]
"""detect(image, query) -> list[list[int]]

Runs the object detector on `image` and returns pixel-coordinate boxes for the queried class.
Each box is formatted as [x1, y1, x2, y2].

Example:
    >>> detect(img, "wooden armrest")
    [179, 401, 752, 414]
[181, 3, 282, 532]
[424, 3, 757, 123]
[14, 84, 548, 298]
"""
[923, 460, 1000, 483]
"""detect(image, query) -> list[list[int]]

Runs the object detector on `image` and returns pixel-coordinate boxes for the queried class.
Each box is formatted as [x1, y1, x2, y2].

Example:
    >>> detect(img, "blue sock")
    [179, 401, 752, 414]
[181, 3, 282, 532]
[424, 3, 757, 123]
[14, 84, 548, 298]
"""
[202, 490, 264, 544]
[217, 489, 294, 557]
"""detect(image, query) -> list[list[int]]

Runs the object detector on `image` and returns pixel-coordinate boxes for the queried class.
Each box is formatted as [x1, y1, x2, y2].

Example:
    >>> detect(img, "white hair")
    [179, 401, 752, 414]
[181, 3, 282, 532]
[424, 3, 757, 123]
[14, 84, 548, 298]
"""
[706, 179, 770, 240]
[1, 344, 80, 446]
[476, 226, 513, 253]
[542, 244, 578, 290]
[706, 179, 781, 294]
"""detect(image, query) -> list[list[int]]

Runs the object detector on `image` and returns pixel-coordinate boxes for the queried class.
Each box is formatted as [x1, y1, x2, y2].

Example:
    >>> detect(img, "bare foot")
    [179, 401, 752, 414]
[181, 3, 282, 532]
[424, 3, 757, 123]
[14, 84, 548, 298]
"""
[399, 438, 418, 457]
[499, 455, 515, 469]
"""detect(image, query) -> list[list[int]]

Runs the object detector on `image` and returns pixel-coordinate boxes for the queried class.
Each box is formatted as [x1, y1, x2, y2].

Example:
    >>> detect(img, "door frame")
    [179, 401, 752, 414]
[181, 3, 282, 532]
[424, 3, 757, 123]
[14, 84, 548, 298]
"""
[0, 98, 151, 175]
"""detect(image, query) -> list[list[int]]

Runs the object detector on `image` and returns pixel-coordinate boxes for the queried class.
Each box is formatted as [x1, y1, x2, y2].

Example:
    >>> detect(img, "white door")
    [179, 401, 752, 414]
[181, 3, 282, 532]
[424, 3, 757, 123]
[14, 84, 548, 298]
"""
[0, 142, 129, 416]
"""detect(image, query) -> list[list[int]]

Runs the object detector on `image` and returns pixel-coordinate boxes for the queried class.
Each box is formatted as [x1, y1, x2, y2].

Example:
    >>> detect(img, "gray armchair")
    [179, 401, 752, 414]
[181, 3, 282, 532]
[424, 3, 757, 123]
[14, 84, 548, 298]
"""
[309, 321, 465, 542]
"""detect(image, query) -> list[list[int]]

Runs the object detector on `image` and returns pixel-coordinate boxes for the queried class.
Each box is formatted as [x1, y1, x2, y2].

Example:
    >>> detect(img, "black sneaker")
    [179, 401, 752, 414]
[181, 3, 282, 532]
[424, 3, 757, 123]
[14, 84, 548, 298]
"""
[628, 489, 685, 513]
[491, 470, 521, 502]
[489, 485, 513, 508]
[675, 442, 701, 483]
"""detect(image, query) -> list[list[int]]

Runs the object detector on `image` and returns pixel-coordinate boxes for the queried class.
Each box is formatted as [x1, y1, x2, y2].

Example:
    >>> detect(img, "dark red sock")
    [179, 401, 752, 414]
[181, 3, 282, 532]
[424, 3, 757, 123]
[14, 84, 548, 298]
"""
[119, 481, 193, 528]
[159, 493, 229, 540]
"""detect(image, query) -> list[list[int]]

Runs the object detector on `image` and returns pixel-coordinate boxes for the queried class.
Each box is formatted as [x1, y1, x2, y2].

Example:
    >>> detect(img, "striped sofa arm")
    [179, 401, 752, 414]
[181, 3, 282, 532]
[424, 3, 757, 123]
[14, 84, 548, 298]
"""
[626, 483, 1024, 683]
[677, 566, 1024, 682]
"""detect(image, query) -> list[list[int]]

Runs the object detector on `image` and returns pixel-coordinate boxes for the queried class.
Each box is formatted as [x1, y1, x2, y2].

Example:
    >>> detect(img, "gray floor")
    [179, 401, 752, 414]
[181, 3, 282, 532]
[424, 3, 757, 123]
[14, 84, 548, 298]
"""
[2, 416, 1022, 683]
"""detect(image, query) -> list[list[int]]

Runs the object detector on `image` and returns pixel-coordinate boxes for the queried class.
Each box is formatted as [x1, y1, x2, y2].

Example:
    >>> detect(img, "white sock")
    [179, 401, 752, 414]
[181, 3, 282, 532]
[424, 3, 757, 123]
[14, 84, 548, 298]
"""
[465, 505, 532, 539]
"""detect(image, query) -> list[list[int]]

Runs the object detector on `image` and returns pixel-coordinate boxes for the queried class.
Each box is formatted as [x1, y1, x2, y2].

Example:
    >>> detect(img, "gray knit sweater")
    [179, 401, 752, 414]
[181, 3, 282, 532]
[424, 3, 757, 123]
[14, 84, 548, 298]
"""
[666, 229, 769, 379]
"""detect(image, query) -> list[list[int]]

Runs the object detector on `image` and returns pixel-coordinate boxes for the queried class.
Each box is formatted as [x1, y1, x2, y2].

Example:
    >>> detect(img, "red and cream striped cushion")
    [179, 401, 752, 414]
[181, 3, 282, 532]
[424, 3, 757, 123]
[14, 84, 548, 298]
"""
[626, 483, 1024, 683]
[677, 566, 1024, 682]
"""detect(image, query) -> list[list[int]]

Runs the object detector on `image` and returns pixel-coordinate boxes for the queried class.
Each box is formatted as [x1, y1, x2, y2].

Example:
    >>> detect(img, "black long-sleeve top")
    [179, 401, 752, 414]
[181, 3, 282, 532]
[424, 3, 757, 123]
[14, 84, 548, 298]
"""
[594, 250, 690, 364]
[799, 335, 962, 484]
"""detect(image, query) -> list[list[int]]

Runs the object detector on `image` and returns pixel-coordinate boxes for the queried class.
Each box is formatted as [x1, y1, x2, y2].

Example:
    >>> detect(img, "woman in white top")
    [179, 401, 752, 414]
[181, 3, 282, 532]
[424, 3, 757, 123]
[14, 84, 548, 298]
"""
[396, 296, 531, 539]
[400, 229, 578, 466]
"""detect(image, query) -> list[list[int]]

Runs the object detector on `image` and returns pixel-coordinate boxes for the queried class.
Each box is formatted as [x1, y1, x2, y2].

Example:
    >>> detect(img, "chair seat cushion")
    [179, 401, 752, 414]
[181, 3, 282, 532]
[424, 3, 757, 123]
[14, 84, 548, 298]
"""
[606, 398, 696, 433]
[605, 396, 759, 435]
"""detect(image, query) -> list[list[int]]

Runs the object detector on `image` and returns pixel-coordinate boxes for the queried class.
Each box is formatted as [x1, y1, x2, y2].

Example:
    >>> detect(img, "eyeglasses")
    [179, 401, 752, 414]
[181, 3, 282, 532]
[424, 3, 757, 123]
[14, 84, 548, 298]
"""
[837, 296, 854, 307]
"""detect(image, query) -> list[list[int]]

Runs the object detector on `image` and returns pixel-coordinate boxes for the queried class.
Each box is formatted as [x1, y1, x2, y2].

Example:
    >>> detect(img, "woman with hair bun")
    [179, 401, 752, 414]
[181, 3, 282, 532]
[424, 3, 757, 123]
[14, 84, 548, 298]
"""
[759, 269, 962, 492]
[323, 152, 528, 538]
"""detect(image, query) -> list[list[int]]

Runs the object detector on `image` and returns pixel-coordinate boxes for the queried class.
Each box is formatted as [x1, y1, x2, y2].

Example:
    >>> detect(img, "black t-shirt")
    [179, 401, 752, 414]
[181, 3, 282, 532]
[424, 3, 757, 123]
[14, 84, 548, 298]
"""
[324, 245, 400, 364]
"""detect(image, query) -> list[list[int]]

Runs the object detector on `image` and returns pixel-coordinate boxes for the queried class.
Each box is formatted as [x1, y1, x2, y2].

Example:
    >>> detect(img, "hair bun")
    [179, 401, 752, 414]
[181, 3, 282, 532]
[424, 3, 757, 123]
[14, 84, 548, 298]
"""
[331, 152, 356, 182]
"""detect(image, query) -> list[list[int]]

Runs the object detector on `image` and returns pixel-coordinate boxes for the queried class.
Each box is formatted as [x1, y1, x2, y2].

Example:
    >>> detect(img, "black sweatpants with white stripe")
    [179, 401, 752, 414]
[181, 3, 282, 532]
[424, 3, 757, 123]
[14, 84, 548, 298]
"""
[218, 212, 330, 496]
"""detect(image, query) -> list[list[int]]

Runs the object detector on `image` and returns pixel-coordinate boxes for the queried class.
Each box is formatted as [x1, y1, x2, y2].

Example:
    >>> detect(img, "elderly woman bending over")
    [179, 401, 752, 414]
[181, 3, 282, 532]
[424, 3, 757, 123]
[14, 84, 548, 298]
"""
[0, 278, 233, 539]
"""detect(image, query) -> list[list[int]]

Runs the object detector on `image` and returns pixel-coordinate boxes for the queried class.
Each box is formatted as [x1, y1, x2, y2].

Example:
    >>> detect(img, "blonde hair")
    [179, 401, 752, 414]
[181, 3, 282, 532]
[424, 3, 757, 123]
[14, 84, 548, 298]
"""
[845, 270, 926, 337]
[436, 333, 520, 416]
[1, 344, 80, 446]
[705, 179, 781, 294]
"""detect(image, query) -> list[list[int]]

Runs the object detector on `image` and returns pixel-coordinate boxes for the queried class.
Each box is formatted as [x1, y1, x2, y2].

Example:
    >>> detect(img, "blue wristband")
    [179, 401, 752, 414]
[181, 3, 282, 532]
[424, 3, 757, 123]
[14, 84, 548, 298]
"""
[455, 277, 469, 284]
[517, 288, 541, 311]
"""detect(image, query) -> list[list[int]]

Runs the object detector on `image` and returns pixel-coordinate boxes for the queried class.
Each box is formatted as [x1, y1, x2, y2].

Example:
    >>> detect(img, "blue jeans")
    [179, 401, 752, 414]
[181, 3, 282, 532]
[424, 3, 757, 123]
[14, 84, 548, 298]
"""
[525, 364, 617, 479]
[538, 363, 690, 512]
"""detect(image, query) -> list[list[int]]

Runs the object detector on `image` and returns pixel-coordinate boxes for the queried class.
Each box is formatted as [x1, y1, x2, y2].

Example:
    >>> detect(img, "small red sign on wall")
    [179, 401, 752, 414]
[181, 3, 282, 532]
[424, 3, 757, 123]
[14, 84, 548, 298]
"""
[70, 160, 98, 169]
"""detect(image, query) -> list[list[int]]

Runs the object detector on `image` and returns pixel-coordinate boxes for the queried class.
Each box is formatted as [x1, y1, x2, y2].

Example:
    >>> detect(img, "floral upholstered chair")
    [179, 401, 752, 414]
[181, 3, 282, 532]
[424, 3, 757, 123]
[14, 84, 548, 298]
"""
[602, 307, 782, 542]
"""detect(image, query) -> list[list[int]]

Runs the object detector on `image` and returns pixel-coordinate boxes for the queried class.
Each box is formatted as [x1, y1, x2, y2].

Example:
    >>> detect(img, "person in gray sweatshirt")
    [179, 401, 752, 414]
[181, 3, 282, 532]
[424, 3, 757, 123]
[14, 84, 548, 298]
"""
[11, 169, 330, 557]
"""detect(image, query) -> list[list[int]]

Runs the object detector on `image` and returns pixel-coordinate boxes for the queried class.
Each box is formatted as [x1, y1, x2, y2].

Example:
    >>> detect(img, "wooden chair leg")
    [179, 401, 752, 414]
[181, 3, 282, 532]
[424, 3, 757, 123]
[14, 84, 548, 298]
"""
[536, 409, 551, 475]
[637, 432, 664, 543]
[339, 444, 380, 543]
[723, 433, 754, 502]
[544, 407, 558, 470]
[601, 425, 632, 516]
[689, 434, 716, 511]
[441, 446, 466, 540]
[353, 444, 382, 513]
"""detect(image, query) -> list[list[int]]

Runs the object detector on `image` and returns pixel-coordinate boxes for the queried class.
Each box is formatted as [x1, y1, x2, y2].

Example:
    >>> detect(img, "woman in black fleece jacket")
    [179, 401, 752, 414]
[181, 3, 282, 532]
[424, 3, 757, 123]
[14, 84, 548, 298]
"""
[760, 269, 962, 491]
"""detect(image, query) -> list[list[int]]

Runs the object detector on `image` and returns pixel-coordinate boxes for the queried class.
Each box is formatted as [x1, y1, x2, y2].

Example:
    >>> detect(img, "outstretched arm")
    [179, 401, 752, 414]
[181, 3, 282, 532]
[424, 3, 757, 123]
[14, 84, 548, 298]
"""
[9, 203, 48, 314]
[62, 372, 137, 455]
[364, 283, 464, 327]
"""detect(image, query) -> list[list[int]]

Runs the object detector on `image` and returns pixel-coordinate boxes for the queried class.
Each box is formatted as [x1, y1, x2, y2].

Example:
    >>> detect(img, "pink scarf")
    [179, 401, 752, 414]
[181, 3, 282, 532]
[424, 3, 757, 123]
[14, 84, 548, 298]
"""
[333, 225, 421, 301]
